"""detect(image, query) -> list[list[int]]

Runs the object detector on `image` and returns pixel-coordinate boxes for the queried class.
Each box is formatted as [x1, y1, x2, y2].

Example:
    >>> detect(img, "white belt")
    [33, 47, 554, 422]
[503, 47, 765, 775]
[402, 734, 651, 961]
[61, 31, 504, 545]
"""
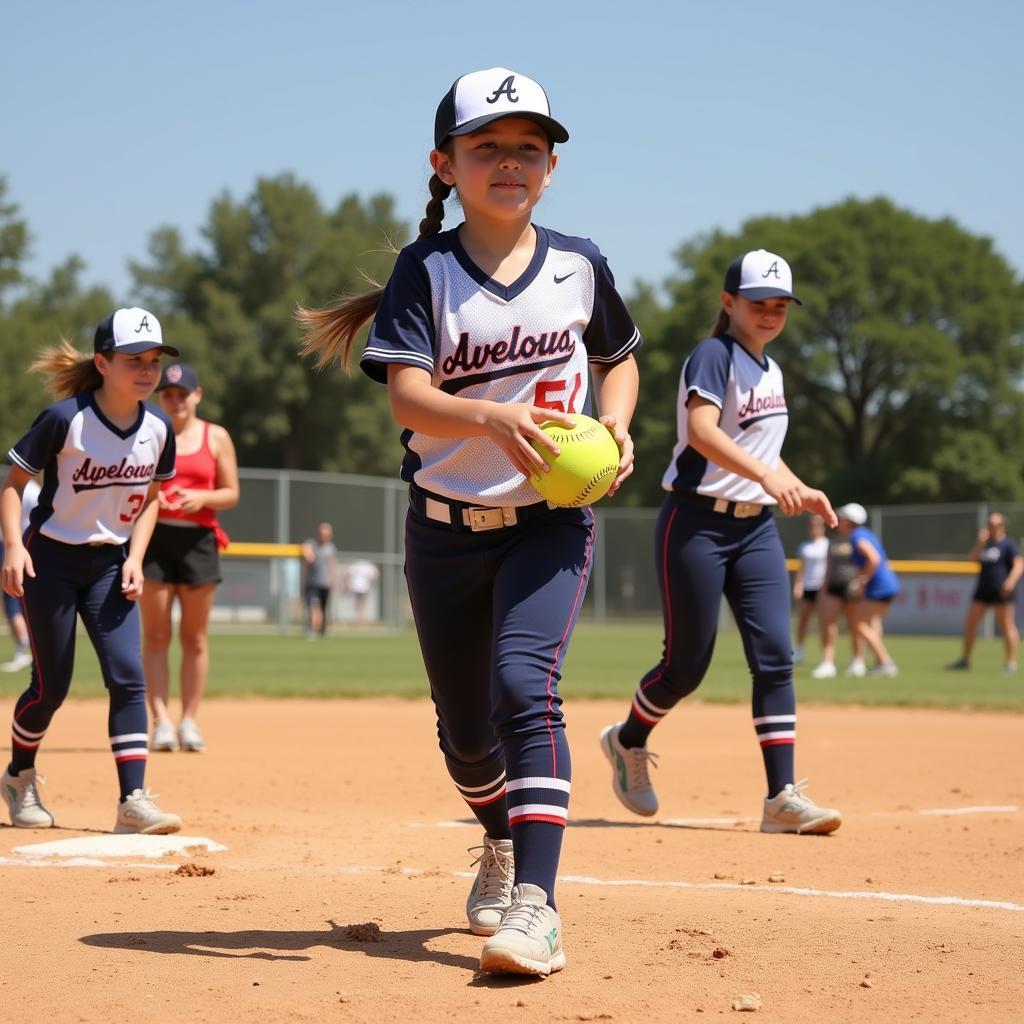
[712, 498, 764, 519]
[423, 496, 520, 532]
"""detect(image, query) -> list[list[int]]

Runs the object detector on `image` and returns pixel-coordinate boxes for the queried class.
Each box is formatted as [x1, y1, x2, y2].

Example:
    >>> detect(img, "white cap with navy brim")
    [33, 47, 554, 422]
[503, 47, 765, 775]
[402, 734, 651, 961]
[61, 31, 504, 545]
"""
[93, 307, 180, 357]
[434, 67, 569, 149]
[724, 250, 804, 305]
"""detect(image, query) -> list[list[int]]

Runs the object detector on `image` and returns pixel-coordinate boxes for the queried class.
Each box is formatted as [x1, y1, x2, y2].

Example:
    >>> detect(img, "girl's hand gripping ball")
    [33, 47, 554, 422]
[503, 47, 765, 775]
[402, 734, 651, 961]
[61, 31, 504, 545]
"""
[528, 414, 620, 508]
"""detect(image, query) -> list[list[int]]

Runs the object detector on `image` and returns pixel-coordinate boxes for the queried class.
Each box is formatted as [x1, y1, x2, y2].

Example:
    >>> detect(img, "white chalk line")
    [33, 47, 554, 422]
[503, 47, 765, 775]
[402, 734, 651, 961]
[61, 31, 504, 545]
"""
[340, 864, 1024, 914]
[409, 804, 1019, 831]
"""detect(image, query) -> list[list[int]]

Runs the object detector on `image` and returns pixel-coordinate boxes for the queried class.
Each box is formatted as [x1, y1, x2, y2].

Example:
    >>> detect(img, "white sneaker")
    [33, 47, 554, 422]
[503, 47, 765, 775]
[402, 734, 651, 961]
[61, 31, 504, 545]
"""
[178, 718, 205, 752]
[867, 661, 898, 678]
[810, 661, 837, 679]
[114, 789, 182, 835]
[1003, 662, 1019, 676]
[1, 650, 33, 672]
[599, 723, 658, 816]
[761, 780, 842, 835]
[844, 659, 867, 677]
[1, 767, 54, 828]
[466, 836, 514, 936]
[152, 719, 177, 752]
[793, 647, 805, 665]
[479, 883, 565, 976]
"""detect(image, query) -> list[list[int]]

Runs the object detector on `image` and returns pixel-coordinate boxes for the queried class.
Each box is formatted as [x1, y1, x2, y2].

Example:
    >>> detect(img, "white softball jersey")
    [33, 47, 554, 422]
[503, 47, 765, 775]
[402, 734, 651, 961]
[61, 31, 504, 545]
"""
[361, 226, 641, 506]
[7, 393, 176, 545]
[662, 333, 789, 504]
[797, 536, 829, 591]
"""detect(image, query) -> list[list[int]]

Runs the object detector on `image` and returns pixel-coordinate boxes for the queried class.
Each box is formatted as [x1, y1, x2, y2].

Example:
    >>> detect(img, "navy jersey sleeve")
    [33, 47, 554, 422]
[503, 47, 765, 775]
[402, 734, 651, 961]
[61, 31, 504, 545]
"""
[156, 425, 176, 481]
[360, 248, 436, 384]
[7, 403, 72, 475]
[683, 337, 731, 408]
[583, 251, 642, 364]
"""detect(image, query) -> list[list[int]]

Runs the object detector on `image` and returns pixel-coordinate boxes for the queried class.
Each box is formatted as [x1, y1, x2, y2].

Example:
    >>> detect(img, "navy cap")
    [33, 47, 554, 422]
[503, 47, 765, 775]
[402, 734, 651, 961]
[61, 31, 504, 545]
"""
[155, 362, 199, 393]
[723, 250, 804, 305]
[434, 67, 569, 150]
[94, 307, 180, 356]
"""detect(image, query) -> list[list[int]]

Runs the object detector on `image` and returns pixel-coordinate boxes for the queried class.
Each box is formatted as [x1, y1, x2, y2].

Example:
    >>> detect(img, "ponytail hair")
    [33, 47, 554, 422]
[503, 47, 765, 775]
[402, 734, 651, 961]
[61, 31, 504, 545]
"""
[708, 308, 730, 338]
[31, 340, 104, 400]
[298, 171, 454, 372]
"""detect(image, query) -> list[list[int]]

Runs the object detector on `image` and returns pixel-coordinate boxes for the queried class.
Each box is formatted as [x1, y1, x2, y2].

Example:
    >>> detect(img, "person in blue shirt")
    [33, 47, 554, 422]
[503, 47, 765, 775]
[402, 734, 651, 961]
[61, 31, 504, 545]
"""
[948, 512, 1022, 674]
[836, 503, 900, 677]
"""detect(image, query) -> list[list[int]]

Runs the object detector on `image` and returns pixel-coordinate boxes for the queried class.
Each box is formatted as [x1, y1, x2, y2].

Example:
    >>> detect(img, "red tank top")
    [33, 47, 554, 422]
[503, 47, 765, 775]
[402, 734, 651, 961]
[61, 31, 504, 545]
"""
[159, 422, 230, 548]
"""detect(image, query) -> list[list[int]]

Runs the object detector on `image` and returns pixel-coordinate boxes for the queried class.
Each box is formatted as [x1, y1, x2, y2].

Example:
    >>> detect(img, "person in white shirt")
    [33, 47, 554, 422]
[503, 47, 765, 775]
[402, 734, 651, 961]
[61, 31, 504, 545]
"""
[792, 514, 828, 663]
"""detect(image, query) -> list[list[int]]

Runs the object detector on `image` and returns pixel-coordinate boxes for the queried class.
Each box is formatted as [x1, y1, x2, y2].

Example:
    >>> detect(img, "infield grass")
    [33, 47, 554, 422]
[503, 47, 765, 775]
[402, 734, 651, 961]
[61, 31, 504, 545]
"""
[0, 622, 1020, 710]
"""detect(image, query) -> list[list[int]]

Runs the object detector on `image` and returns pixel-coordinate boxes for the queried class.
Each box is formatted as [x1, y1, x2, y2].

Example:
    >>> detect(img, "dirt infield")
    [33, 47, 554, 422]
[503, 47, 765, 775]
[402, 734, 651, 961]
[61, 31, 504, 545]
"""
[2, 698, 1022, 1022]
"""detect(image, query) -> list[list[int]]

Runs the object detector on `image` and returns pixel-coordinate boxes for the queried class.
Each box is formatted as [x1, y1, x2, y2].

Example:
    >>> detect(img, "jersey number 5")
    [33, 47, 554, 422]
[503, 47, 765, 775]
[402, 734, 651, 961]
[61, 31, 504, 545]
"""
[534, 373, 582, 413]
[120, 493, 145, 524]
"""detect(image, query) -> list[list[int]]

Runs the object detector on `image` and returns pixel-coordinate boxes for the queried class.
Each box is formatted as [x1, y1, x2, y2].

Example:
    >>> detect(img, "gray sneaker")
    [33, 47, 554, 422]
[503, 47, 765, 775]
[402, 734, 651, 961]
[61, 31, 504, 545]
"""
[1, 767, 54, 828]
[466, 836, 514, 936]
[152, 719, 177, 752]
[599, 723, 658, 816]
[867, 661, 899, 678]
[114, 789, 182, 835]
[479, 883, 565, 976]
[761, 780, 842, 835]
[178, 718, 205, 752]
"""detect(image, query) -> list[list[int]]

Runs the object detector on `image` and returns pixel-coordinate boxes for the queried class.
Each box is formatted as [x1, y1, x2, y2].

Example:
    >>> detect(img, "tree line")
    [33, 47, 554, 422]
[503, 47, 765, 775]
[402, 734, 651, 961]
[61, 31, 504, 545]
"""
[2, 174, 1022, 506]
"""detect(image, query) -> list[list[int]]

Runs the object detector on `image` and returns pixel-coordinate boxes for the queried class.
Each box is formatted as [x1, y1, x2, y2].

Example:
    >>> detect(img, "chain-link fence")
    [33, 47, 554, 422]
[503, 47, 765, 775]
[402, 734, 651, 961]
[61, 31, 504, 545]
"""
[217, 469, 1024, 634]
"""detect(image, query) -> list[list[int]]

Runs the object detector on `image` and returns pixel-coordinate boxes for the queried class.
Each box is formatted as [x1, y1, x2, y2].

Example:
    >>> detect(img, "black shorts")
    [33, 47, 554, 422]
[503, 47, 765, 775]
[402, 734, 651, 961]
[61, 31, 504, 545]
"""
[826, 580, 859, 601]
[973, 585, 1015, 605]
[800, 588, 820, 605]
[143, 523, 221, 586]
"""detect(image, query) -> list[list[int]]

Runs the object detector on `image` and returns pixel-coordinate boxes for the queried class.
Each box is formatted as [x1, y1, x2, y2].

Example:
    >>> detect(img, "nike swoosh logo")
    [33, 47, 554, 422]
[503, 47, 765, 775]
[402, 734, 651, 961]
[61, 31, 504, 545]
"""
[138, 438, 151, 445]
[553, 272, 576, 284]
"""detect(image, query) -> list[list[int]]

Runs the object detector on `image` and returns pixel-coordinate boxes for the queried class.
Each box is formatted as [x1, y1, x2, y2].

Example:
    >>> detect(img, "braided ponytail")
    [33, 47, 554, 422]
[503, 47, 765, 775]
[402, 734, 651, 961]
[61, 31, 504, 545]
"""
[418, 173, 452, 239]
[299, 169, 455, 372]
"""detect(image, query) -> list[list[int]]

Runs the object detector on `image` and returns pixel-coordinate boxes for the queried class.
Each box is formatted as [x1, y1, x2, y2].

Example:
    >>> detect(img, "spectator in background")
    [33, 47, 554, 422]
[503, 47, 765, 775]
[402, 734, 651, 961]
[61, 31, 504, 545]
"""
[837, 502, 901, 677]
[302, 522, 337, 638]
[1, 479, 41, 672]
[948, 512, 1022, 674]
[343, 558, 380, 625]
[141, 363, 240, 754]
[811, 520, 865, 678]
[792, 514, 828, 664]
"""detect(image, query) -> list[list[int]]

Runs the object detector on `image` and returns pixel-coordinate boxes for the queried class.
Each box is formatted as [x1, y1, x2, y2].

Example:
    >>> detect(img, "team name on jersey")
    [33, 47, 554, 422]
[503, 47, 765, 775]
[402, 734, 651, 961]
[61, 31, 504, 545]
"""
[441, 326, 575, 375]
[737, 388, 787, 418]
[72, 456, 156, 492]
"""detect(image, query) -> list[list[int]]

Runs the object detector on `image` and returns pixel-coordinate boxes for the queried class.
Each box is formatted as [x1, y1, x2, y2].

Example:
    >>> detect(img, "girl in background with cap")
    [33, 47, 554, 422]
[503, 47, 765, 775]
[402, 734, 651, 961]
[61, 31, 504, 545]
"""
[835, 502, 900, 677]
[0, 308, 183, 835]
[300, 67, 640, 977]
[141, 362, 239, 753]
[601, 251, 844, 836]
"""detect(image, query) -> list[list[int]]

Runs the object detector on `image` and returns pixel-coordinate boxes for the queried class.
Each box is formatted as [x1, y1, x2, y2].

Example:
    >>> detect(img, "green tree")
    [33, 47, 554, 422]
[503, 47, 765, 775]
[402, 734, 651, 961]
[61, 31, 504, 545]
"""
[0, 179, 115, 450]
[630, 198, 1024, 506]
[131, 174, 408, 471]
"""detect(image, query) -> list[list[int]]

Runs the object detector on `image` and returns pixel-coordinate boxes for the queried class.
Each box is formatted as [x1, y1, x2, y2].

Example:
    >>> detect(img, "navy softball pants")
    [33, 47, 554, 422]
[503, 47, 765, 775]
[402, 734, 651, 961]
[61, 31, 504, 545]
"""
[9, 533, 149, 799]
[404, 502, 594, 905]
[624, 495, 796, 796]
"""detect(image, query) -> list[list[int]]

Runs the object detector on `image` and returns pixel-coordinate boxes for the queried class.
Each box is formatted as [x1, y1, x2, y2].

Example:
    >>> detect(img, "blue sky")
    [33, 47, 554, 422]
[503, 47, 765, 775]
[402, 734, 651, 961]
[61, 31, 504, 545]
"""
[3, 0, 1022, 301]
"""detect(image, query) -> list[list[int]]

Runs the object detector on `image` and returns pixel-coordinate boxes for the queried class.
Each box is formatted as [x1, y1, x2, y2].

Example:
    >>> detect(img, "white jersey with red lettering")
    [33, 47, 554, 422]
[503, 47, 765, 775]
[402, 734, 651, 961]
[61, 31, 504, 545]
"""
[662, 333, 788, 505]
[7, 393, 175, 545]
[360, 225, 641, 506]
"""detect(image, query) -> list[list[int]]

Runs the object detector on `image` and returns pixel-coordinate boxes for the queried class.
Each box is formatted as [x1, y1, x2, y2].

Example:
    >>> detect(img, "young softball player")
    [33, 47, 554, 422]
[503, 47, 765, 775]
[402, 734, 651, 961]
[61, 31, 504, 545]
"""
[141, 362, 239, 753]
[600, 250, 843, 835]
[1, 308, 184, 835]
[300, 67, 640, 976]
